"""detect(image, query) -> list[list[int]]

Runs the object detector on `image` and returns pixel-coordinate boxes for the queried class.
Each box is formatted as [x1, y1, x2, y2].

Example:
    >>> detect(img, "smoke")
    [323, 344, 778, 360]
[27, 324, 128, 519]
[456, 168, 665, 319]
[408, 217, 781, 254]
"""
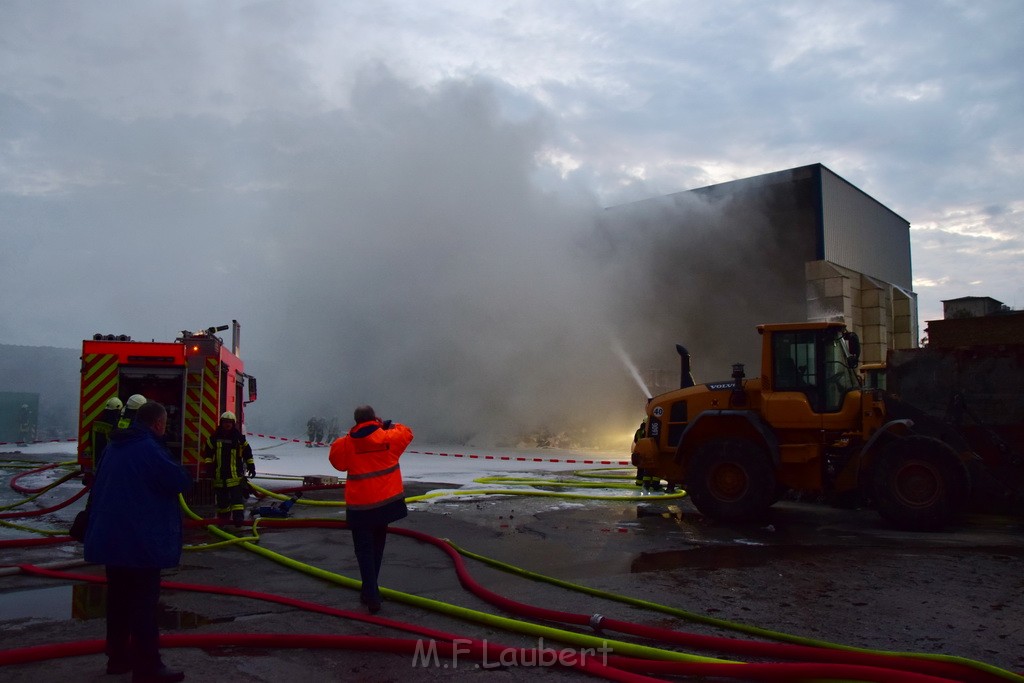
[585, 179, 815, 393]
[0, 65, 815, 447]
[239, 70, 809, 449]
[243, 70, 644, 447]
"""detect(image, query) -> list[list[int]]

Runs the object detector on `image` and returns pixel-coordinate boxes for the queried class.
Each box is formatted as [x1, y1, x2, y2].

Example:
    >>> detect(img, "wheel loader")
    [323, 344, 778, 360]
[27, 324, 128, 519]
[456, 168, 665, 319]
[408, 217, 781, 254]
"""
[630, 321, 1022, 530]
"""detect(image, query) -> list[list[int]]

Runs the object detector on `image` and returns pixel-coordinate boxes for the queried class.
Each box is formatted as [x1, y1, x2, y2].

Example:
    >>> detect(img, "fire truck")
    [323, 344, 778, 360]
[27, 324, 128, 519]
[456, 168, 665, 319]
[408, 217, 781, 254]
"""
[77, 321, 257, 481]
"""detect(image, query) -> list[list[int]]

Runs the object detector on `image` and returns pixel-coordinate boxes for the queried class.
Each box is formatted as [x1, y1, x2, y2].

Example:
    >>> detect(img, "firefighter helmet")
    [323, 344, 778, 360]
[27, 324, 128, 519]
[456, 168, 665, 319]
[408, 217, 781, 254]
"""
[125, 394, 147, 411]
[105, 397, 124, 411]
[221, 411, 236, 421]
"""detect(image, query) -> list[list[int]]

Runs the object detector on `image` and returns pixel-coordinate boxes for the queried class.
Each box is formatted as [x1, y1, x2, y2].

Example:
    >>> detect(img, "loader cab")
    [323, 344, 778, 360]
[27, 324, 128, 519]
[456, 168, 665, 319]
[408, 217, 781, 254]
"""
[770, 328, 858, 413]
[760, 323, 860, 436]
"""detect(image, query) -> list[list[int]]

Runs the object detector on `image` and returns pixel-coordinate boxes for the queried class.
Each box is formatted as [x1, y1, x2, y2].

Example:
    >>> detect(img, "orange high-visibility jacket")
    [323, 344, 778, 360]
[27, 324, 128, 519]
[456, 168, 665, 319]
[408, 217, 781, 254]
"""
[329, 420, 414, 511]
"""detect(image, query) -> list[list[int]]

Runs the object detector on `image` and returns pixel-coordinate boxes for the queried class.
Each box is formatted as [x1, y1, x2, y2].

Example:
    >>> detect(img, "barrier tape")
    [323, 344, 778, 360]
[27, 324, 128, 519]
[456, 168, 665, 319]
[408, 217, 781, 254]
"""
[0, 438, 77, 447]
[245, 432, 631, 466]
[0, 433, 632, 467]
[408, 450, 630, 466]
[248, 433, 309, 444]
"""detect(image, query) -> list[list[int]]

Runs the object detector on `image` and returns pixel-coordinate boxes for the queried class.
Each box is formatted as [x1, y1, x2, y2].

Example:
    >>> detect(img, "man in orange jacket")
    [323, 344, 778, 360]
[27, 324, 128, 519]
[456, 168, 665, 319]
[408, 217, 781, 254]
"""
[328, 405, 414, 613]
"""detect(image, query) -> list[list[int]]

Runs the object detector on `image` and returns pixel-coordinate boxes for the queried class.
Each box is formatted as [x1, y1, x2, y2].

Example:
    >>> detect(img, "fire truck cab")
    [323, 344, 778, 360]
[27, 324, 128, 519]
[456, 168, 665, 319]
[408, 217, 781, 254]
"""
[77, 320, 257, 480]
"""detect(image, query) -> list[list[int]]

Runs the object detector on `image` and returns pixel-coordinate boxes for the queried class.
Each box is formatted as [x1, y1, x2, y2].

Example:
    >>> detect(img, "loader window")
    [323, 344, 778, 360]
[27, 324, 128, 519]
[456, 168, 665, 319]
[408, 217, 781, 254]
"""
[773, 331, 817, 392]
[773, 329, 857, 413]
[822, 334, 858, 412]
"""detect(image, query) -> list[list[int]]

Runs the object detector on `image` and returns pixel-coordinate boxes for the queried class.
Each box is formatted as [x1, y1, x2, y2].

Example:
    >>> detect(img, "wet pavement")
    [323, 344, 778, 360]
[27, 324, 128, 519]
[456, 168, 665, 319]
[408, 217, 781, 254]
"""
[2, 449, 1024, 680]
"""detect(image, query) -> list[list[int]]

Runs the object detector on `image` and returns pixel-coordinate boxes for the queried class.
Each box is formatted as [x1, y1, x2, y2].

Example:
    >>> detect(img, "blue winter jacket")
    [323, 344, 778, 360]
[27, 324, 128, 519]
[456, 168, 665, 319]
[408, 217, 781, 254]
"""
[83, 425, 192, 568]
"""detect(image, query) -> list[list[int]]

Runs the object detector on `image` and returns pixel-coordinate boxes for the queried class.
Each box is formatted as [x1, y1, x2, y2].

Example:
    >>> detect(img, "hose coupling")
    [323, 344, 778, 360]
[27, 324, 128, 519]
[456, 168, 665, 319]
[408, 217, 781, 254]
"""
[589, 613, 604, 631]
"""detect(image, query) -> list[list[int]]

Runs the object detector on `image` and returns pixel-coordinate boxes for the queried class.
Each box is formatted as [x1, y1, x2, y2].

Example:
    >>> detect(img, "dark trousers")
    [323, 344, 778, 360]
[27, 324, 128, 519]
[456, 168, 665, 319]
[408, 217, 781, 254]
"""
[105, 565, 162, 672]
[214, 484, 246, 521]
[350, 523, 388, 604]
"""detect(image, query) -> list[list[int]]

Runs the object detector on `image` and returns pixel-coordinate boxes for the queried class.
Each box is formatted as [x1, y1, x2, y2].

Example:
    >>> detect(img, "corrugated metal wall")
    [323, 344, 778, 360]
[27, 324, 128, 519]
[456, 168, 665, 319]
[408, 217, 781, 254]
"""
[819, 166, 912, 290]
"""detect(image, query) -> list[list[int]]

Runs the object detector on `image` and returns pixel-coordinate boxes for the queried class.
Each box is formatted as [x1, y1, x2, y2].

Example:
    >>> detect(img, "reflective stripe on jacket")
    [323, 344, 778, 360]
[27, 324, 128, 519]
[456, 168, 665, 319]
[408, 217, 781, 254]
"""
[329, 420, 413, 511]
[203, 429, 253, 487]
[88, 413, 117, 470]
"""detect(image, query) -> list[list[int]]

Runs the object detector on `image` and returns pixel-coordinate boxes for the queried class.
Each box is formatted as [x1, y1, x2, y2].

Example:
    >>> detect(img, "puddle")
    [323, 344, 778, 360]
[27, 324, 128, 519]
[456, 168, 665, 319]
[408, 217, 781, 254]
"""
[0, 584, 236, 628]
[0, 584, 73, 621]
[630, 544, 846, 573]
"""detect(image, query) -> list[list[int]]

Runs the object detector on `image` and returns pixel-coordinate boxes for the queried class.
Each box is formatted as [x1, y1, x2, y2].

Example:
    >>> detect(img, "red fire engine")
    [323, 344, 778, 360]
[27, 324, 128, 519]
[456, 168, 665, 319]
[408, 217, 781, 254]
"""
[77, 321, 257, 480]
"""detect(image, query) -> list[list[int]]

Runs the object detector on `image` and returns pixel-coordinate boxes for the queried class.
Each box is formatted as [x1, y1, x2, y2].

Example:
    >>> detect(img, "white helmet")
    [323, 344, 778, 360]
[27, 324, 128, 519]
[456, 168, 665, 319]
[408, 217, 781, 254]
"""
[105, 397, 124, 411]
[221, 411, 237, 421]
[125, 394, 147, 411]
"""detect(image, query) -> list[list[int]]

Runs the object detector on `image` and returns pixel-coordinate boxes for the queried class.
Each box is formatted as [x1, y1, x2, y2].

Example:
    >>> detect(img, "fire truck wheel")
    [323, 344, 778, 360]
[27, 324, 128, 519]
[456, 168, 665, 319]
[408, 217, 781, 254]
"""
[687, 437, 775, 522]
[872, 436, 970, 531]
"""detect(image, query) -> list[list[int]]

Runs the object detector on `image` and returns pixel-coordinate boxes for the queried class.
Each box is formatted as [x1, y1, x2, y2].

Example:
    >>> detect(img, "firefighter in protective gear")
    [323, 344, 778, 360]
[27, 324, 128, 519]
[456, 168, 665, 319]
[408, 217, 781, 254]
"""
[328, 405, 413, 613]
[632, 419, 669, 493]
[85, 397, 124, 484]
[306, 416, 326, 446]
[305, 417, 317, 447]
[203, 411, 254, 524]
[118, 394, 147, 429]
[17, 404, 35, 444]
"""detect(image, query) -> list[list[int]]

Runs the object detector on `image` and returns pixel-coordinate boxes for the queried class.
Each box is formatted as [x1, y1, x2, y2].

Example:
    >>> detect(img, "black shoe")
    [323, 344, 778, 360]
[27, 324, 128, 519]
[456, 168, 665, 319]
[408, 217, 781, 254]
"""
[106, 659, 132, 674]
[360, 594, 382, 614]
[132, 666, 184, 683]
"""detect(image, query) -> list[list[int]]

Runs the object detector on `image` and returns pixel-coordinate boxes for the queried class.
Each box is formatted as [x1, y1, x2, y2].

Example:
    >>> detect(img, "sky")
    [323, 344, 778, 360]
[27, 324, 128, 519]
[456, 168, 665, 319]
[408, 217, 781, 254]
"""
[2, 1, 1022, 445]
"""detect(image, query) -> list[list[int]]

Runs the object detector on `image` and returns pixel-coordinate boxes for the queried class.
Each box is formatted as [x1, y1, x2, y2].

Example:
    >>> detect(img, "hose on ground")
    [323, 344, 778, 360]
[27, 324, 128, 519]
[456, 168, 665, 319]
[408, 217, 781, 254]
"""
[6, 564, 976, 683]
[3, 463, 1021, 682]
[185, 510, 1021, 682]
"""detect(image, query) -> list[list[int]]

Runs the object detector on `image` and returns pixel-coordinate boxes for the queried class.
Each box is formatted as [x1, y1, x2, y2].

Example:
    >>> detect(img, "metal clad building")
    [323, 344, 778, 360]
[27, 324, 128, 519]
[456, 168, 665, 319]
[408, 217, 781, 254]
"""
[602, 163, 917, 383]
[818, 165, 912, 291]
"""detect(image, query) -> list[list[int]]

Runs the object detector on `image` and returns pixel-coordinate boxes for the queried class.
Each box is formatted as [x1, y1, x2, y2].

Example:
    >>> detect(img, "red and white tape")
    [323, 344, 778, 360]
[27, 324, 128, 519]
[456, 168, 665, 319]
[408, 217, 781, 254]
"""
[3, 433, 631, 466]
[247, 433, 309, 444]
[0, 438, 77, 447]
[245, 432, 630, 466]
[409, 450, 630, 466]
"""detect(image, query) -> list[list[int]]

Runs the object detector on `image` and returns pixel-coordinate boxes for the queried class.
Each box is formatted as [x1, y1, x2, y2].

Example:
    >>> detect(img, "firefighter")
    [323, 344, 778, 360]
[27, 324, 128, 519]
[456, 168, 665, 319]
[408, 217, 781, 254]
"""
[328, 405, 414, 613]
[633, 421, 650, 487]
[118, 393, 147, 429]
[17, 404, 34, 444]
[632, 420, 668, 493]
[306, 416, 327, 446]
[203, 411, 255, 524]
[326, 416, 339, 443]
[306, 416, 318, 447]
[86, 397, 123, 484]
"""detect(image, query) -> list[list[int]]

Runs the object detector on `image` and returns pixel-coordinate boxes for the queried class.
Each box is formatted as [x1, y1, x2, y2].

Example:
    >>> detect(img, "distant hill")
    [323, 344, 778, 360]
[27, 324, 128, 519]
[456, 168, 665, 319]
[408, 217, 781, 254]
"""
[0, 344, 80, 440]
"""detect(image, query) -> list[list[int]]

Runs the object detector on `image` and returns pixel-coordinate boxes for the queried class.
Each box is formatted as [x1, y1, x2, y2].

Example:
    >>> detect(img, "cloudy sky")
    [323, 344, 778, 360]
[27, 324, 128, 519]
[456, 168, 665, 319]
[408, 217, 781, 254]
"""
[2, 1, 1021, 444]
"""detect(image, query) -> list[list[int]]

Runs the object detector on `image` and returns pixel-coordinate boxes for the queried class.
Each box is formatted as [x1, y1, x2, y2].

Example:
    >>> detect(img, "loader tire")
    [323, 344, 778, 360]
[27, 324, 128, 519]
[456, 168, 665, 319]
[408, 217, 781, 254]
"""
[872, 436, 970, 531]
[687, 438, 775, 522]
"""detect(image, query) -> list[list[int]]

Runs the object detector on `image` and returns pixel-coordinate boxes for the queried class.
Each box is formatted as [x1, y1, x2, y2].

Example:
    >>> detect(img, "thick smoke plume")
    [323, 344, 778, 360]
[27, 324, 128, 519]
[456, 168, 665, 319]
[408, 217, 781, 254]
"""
[242, 71, 804, 448]
[0, 65, 810, 447]
[246, 72, 646, 448]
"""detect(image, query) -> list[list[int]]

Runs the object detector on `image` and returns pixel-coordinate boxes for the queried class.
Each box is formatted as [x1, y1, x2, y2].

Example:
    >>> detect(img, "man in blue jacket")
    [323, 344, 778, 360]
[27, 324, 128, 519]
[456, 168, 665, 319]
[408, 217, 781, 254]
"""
[84, 400, 191, 683]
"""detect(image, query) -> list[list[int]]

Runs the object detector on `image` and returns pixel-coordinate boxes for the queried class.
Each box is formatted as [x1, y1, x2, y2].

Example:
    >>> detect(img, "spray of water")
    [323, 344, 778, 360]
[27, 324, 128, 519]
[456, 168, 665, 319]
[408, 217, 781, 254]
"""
[611, 337, 652, 399]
